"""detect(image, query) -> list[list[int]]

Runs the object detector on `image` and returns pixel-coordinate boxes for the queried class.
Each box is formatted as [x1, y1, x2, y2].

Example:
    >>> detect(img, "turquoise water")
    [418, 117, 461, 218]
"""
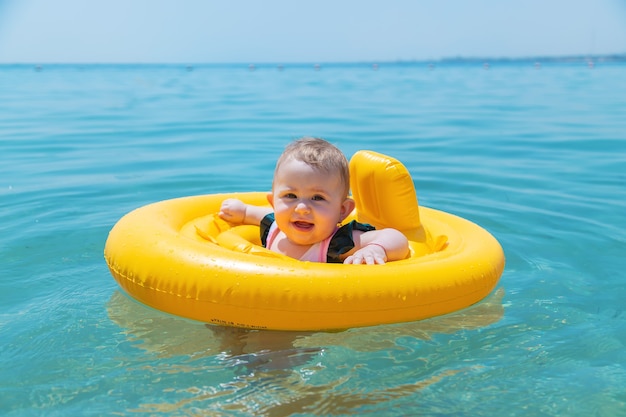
[1, 62, 625, 416]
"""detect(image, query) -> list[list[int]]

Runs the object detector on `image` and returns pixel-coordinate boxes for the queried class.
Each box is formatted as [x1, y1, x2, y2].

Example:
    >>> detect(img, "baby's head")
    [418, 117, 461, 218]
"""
[274, 137, 350, 198]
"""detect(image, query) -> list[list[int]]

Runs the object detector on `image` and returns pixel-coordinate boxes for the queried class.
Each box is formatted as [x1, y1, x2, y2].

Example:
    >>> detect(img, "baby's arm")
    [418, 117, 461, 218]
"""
[218, 198, 272, 226]
[343, 228, 409, 265]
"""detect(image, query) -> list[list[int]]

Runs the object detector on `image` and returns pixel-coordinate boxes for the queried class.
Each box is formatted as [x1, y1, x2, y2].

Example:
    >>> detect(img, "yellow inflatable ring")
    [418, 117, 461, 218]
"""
[105, 151, 505, 331]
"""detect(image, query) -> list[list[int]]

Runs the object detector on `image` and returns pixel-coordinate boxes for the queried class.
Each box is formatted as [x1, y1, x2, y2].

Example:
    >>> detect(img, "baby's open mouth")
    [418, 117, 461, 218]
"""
[293, 221, 314, 230]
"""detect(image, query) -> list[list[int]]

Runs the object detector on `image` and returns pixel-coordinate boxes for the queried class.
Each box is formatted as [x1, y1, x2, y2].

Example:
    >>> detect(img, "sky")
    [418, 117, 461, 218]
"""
[0, 0, 625, 63]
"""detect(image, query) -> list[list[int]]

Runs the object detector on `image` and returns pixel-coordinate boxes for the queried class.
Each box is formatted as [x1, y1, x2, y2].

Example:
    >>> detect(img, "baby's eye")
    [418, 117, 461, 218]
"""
[284, 193, 297, 199]
[312, 195, 326, 201]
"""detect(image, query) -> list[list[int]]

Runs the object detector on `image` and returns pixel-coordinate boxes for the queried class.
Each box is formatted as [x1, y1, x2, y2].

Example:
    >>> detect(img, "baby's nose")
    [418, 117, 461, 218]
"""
[295, 201, 310, 212]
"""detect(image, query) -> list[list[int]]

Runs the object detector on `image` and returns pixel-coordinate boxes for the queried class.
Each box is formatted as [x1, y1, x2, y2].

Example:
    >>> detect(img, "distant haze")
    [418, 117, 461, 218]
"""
[1, 0, 625, 63]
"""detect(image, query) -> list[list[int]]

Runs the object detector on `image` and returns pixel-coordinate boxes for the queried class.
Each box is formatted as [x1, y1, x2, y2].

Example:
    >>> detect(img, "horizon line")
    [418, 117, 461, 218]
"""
[2, 53, 625, 66]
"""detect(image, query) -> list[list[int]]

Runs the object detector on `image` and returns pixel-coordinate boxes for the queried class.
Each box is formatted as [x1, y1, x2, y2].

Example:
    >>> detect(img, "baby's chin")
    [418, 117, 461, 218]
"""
[285, 225, 321, 246]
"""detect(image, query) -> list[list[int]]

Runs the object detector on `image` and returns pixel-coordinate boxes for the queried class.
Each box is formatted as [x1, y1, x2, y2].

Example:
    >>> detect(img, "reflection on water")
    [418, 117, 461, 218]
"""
[107, 289, 504, 415]
[107, 289, 504, 357]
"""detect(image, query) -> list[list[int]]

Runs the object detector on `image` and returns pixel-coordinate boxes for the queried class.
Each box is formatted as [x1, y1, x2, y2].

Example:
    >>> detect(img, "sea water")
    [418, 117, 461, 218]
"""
[1, 62, 625, 416]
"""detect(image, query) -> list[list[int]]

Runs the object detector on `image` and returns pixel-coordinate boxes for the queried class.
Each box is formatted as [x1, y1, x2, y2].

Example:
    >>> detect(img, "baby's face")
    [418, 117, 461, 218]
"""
[269, 158, 349, 246]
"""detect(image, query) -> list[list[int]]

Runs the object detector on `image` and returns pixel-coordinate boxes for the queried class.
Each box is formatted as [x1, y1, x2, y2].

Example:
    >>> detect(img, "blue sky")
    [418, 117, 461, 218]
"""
[1, 0, 625, 63]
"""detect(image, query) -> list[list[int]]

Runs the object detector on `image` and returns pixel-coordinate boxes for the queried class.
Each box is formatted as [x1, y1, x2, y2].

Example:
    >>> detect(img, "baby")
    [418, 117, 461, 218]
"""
[219, 137, 409, 264]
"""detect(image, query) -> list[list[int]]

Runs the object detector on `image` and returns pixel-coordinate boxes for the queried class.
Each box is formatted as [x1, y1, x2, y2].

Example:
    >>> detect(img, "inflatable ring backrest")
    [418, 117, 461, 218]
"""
[349, 150, 421, 232]
[349, 150, 446, 255]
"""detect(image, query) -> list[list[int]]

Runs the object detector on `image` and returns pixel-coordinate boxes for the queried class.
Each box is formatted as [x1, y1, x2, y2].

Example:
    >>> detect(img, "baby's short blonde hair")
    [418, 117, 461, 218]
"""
[275, 137, 350, 197]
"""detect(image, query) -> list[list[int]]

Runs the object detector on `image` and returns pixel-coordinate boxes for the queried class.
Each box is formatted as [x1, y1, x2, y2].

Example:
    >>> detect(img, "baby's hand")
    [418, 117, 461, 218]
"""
[343, 244, 387, 265]
[218, 198, 247, 224]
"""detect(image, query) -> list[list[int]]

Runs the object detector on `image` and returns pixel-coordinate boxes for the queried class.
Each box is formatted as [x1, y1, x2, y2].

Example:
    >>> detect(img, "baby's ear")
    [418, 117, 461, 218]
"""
[266, 192, 274, 207]
[340, 197, 356, 221]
